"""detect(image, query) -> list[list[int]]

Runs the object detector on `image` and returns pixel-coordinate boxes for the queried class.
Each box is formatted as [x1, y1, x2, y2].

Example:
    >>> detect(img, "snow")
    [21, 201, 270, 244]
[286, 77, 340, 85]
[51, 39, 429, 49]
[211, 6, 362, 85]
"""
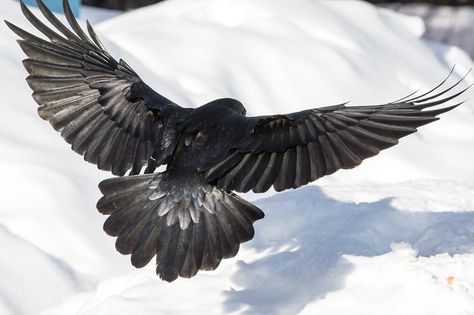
[0, 225, 92, 315]
[80, 6, 121, 24]
[300, 243, 474, 315]
[382, 3, 474, 60]
[0, 0, 474, 314]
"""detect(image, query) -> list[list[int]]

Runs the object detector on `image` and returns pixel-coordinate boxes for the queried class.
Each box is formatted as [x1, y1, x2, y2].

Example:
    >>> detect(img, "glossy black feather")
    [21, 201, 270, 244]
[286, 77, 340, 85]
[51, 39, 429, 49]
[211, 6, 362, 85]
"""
[7, 0, 183, 176]
[204, 73, 467, 193]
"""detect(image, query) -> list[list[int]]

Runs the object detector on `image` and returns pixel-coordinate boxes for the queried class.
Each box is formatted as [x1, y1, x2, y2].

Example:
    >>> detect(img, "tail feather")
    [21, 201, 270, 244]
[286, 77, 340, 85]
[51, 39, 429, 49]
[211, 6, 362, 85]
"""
[229, 193, 267, 222]
[97, 171, 264, 282]
[180, 222, 205, 278]
[222, 196, 255, 239]
[157, 222, 182, 281]
[103, 199, 145, 236]
[97, 173, 156, 215]
[201, 212, 222, 270]
[214, 203, 240, 258]
[115, 204, 156, 255]
[98, 173, 154, 194]
[130, 211, 161, 268]
[186, 218, 206, 275]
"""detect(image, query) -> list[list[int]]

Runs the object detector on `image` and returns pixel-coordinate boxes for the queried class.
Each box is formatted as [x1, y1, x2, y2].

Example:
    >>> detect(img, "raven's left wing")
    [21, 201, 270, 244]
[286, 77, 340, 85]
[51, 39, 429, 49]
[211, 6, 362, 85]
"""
[6, 0, 187, 176]
[201, 74, 469, 193]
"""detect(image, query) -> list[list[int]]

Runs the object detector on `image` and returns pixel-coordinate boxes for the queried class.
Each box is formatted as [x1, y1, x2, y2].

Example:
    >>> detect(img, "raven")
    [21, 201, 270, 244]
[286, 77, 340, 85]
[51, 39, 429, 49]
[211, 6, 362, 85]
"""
[6, 0, 469, 282]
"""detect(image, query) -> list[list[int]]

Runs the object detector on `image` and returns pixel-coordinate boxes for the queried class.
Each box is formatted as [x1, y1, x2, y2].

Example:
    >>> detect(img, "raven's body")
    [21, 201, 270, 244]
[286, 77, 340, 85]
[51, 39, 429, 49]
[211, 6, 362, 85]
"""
[176, 99, 246, 167]
[7, 0, 470, 281]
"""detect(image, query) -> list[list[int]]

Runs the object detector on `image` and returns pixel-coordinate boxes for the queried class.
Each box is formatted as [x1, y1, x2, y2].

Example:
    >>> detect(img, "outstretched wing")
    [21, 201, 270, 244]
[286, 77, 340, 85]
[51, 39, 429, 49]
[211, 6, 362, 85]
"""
[6, 0, 186, 176]
[201, 72, 470, 193]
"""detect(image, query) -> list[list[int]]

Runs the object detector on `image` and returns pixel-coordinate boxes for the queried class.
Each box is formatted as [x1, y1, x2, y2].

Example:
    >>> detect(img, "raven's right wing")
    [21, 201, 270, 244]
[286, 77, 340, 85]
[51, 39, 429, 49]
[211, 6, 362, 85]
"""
[200, 72, 469, 193]
[6, 0, 187, 176]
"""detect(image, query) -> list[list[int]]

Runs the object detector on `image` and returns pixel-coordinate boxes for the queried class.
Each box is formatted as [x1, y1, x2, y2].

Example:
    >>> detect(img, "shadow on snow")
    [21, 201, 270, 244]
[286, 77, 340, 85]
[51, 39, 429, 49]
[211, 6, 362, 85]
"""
[224, 185, 474, 315]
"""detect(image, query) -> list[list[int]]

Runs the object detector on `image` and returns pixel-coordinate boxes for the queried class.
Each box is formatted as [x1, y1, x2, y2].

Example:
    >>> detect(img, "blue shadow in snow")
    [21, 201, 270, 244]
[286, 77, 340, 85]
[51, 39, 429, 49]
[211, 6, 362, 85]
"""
[224, 186, 474, 315]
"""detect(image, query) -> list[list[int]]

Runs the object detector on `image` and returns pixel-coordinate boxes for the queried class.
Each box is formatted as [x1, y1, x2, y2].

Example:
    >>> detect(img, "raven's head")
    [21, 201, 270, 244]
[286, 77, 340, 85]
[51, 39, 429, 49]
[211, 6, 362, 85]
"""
[209, 98, 246, 116]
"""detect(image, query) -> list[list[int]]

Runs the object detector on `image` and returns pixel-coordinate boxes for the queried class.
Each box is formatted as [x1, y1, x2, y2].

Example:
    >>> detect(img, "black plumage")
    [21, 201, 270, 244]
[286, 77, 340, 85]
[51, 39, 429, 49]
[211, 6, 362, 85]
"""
[6, 0, 470, 282]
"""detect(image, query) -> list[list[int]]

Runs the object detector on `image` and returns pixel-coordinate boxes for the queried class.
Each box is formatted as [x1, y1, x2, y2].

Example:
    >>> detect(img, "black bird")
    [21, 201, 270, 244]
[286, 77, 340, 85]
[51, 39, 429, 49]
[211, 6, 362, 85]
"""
[6, 0, 469, 282]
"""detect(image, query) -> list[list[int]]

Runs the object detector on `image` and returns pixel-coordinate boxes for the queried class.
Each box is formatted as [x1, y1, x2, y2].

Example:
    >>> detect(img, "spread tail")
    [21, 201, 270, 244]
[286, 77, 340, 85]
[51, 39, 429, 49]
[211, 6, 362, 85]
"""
[97, 171, 264, 282]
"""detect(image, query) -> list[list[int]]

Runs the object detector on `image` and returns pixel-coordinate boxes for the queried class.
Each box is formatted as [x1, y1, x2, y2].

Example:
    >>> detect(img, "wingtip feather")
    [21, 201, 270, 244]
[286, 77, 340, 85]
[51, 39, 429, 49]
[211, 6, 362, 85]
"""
[4, 20, 22, 37]
[20, 0, 31, 15]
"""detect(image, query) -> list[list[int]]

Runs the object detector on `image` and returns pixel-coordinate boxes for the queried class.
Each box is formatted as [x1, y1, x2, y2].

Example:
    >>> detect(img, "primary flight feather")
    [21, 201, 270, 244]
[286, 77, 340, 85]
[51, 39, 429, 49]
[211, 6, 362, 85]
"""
[6, 0, 469, 282]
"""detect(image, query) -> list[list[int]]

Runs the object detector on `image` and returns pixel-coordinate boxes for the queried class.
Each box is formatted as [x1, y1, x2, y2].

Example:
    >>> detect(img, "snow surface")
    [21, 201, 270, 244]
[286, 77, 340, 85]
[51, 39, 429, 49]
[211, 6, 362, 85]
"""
[1, 0, 474, 314]
[382, 3, 474, 60]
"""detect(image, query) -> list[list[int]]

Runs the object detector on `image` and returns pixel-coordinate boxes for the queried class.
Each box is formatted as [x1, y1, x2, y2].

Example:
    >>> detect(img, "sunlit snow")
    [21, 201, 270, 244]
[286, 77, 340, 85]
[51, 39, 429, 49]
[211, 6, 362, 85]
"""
[1, 0, 474, 314]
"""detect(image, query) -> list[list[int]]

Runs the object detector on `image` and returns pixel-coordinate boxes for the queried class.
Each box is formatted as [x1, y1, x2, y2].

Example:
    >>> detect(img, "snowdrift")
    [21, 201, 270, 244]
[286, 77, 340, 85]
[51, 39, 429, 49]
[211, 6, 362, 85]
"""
[0, 0, 473, 314]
